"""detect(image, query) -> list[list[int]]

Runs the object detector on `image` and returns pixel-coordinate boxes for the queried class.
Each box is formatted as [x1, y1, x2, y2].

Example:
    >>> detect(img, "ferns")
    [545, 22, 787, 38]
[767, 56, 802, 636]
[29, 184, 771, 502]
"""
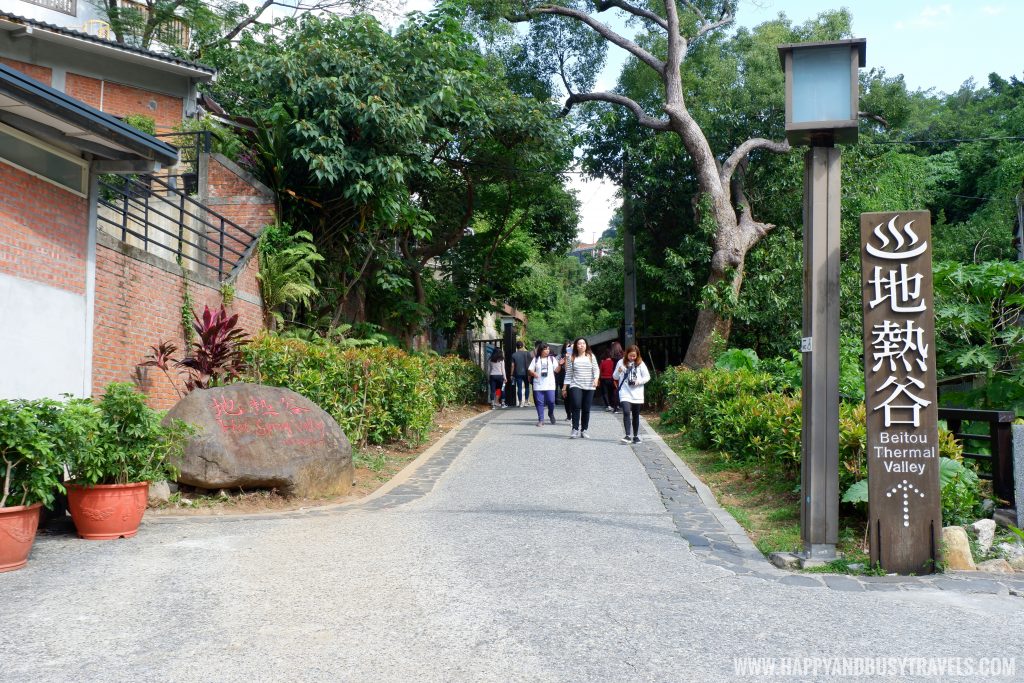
[256, 224, 324, 330]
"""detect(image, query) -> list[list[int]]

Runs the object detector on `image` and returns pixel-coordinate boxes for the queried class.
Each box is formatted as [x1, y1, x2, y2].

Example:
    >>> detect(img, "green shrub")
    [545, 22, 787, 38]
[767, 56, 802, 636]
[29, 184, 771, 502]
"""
[0, 398, 95, 508]
[67, 383, 189, 486]
[241, 334, 481, 446]
[661, 367, 782, 448]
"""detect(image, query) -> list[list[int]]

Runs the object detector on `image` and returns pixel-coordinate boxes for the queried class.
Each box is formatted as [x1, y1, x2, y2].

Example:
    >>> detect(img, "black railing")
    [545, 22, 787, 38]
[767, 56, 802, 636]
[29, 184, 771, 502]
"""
[155, 130, 211, 194]
[938, 407, 1015, 506]
[636, 334, 686, 372]
[98, 172, 258, 281]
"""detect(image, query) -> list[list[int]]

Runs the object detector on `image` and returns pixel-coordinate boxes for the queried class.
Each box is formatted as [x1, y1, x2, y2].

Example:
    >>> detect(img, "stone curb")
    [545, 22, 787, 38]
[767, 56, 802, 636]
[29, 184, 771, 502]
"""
[635, 416, 1024, 597]
[144, 408, 496, 525]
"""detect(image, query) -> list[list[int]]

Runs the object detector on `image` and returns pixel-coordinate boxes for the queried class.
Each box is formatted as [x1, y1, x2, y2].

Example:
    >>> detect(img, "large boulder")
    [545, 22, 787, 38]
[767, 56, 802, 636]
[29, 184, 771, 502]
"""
[165, 384, 352, 497]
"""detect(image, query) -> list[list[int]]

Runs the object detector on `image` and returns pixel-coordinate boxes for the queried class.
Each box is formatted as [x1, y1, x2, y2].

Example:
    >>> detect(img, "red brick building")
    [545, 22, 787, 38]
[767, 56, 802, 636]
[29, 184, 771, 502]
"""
[0, 12, 273, 408]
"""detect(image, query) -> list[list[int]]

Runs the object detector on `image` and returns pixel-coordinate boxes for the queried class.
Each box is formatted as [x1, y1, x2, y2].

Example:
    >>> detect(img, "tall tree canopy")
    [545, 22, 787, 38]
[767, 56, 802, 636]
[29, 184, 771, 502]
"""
[211, 9, 578, 344]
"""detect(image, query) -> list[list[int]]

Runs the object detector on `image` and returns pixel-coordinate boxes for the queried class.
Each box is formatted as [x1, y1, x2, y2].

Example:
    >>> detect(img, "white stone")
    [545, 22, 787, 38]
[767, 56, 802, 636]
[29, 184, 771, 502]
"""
[1010, 556, 1024, 572]
[941, 526, 976, 571]
[971, 519, 996, 554]
[977, 558, 1014, 574]
[147, 480, 171, 505]
[997, 542, 1024, 560]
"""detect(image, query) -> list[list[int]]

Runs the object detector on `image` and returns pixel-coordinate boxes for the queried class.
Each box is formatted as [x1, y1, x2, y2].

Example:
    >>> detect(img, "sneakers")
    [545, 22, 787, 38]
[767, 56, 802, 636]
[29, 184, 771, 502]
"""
[632, 436, 642, 444]
[604, 406, 613, 412]
[620, 434, 633, 444]
[580, 430, 590, 439]
[570, 429, 579, 439]
[549, 414, 556, 425]
[536, 420, 544, 427]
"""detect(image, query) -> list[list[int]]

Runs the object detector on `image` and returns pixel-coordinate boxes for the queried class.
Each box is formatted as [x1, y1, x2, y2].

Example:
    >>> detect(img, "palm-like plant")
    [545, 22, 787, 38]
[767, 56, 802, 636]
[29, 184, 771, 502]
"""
[257, 226, 324, 331]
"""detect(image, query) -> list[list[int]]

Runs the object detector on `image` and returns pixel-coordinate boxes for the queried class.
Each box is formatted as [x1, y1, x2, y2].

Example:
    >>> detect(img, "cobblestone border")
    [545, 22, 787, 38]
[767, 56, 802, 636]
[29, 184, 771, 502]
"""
[636, 416, 1024, 598]
[142, 410, 498, 526]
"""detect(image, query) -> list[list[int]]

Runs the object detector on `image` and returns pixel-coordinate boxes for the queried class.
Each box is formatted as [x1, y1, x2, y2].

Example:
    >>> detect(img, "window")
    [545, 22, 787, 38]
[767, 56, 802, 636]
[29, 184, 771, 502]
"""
[0, 122, 88, 197]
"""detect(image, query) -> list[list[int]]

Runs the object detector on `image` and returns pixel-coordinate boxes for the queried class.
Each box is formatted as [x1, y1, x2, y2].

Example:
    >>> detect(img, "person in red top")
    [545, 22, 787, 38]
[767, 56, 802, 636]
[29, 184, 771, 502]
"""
[599, 351, 618, 413]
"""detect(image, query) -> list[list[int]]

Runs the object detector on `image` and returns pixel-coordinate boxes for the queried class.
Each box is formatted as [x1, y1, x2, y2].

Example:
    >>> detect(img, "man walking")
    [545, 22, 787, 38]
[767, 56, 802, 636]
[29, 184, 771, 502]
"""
[511, 341, 533, 408]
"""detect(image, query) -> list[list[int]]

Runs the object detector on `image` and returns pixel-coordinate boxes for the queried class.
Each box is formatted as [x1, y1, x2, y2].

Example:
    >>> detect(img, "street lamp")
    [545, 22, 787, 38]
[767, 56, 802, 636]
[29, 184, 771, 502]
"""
[777, 39, 866, 564]
[779, 39, 866, 146]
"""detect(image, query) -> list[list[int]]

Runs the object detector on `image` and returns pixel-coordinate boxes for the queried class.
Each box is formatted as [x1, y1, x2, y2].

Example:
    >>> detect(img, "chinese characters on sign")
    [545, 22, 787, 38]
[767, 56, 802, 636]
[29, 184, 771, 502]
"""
[210, 394, 326, 448]
[21, 0, 77, 16]
[861, 212, 942, 575]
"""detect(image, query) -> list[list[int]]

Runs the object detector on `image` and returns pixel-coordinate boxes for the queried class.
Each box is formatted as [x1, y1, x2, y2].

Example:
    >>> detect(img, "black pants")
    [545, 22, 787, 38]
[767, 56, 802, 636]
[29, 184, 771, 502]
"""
[622, 401, 641, 436]
[600, 378, 618, 409]
[489, 375, 504, 403]
[569, 387, 595, 431]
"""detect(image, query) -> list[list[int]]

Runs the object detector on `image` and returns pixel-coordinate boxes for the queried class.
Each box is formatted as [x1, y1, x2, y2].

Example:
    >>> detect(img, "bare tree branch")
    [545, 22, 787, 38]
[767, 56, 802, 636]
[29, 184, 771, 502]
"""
[595, 0, 668, 31]
[561, 92, 672, 131]
[720, 137, 791, 187]
[678, 0, 733, 38]
[512, 5, 666, 74]
[858, 110, 890, 128]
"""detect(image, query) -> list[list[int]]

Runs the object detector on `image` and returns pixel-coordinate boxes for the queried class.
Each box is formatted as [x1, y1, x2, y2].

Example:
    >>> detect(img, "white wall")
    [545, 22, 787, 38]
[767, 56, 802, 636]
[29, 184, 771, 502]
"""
[0, 273, 87, 400]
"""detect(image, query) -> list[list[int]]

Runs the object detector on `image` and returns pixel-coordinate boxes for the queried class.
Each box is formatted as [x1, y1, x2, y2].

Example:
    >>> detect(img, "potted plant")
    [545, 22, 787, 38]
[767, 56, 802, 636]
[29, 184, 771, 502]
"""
[0, 398, 88, 571]
[65, 383, 189, 540]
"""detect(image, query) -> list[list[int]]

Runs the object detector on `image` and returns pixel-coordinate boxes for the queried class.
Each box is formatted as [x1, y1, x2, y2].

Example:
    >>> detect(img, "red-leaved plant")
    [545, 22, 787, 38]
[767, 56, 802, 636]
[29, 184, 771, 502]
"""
[138, 305, 249, 395]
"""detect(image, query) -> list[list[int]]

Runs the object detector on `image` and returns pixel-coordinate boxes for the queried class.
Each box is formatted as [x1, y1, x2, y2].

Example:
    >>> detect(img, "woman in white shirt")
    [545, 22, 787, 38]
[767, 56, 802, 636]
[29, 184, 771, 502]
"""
[488, 348, 507, 409]
[563, 337, 600, 439]
[613, 344, 651, 444]
[528, 343, 561, 426]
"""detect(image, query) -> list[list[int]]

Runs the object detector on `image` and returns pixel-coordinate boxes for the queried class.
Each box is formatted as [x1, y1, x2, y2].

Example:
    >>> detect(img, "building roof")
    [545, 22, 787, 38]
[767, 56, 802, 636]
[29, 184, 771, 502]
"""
[0, 11, 215, 78]
[0, 62, 179, 165]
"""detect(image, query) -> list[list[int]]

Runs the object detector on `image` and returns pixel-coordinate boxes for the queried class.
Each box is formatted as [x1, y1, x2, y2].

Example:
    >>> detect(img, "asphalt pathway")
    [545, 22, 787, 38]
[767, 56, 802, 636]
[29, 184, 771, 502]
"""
[3, 408, 1023, 682]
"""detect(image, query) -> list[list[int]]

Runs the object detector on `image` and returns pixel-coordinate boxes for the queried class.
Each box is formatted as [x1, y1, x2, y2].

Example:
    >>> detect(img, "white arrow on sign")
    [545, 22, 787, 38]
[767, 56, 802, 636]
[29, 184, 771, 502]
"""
[886, 479, 925, 527]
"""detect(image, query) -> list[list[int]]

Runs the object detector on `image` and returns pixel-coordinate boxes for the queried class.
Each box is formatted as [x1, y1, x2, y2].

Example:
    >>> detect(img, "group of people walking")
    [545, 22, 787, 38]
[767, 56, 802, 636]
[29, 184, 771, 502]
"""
[487, 338, 650, 443]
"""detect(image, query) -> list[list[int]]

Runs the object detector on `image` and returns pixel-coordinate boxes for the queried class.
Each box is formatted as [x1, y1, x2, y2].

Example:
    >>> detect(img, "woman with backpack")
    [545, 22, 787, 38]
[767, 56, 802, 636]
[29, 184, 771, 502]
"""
[613, 344, 651, 444]
[528, 343, 560, 426]
[563, 337, 600, 439]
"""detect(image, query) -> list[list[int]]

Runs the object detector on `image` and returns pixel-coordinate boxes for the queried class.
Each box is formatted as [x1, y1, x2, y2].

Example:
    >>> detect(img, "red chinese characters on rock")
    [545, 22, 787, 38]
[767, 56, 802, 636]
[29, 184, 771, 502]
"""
[212, 395, 326, 446]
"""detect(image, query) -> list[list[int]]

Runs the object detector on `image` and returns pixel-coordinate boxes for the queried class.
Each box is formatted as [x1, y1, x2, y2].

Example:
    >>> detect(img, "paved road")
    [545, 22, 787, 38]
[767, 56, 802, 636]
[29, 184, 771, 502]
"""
[3, 408, 1023, 682]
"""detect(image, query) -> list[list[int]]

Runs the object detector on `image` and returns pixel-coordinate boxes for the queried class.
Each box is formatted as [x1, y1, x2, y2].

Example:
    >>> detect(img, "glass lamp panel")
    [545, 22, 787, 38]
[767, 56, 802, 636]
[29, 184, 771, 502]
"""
[791, 46, 852, 123]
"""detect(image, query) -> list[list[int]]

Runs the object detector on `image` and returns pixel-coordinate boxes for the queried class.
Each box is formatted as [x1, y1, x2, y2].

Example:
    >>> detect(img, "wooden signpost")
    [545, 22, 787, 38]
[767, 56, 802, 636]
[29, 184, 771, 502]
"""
[860, 211, 942, 575]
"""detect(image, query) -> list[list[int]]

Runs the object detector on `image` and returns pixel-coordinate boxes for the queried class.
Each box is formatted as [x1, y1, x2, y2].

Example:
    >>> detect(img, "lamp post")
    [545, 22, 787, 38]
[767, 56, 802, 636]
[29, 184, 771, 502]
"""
[777, 39, 866, 562]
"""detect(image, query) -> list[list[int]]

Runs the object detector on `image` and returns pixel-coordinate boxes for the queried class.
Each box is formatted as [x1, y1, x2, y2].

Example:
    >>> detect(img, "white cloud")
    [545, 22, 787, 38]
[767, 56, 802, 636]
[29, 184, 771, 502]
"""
[981, 5, 1006, 16]
[895, 3, 953, 30]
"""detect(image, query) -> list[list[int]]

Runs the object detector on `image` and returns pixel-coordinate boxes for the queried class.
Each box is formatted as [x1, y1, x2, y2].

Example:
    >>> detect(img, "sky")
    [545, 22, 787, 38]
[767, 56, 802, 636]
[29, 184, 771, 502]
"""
[391, 1, 1024, 241]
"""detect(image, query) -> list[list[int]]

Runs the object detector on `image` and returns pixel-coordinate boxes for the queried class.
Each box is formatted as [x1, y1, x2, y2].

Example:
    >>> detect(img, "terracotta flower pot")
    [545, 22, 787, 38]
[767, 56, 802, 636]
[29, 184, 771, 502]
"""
[0, 502, 42, 572]
[66, 482, 149, 540]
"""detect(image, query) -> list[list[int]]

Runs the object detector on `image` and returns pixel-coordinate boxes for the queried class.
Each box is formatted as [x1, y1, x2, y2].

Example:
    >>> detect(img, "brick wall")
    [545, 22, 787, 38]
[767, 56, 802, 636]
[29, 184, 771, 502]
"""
[91, 156, 272, 410]
[0, 58, 52, 86]
[206, 155, 275, 279]
[92, 237, 264, 409]
[0, 162, 86, 294]
[64, 72, 102, 109]
[65, 72, 183, 131]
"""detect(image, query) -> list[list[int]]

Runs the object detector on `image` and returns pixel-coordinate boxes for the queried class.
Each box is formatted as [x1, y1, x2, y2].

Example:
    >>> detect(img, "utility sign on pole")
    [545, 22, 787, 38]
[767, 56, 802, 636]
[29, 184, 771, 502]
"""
[860, 211, 941, 575]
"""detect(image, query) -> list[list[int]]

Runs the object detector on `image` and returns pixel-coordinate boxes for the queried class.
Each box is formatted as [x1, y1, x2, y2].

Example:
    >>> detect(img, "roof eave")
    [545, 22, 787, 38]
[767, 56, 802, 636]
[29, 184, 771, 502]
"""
[0, 18, 215, 80]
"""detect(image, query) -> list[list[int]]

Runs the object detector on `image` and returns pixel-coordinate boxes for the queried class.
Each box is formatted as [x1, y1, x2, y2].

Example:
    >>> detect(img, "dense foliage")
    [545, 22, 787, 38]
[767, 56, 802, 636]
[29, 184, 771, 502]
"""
[657, 365, 977, 526]
[0, 399, 93, 508]
[210, 9, 577, 345]
[241, 334, 481, 446]
[66, 384, 191, 486]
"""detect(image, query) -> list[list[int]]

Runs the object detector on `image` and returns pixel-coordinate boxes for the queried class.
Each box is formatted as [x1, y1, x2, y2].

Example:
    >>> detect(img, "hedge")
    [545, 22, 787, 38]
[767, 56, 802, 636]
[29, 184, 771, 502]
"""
[241, 334, 481, 446]
[659, 366, 963, 495]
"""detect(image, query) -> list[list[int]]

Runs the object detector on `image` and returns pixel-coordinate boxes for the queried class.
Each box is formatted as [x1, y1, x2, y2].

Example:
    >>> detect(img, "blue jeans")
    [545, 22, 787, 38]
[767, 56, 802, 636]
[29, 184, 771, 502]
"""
[514, 375, 530, 404]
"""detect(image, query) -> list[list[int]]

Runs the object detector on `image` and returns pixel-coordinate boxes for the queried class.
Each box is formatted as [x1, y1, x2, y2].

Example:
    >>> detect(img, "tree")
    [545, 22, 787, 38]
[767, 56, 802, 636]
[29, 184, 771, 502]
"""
[213, 10, 578, 344]
[89, 0, 403, 58]
[473, 0, 800, 367]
